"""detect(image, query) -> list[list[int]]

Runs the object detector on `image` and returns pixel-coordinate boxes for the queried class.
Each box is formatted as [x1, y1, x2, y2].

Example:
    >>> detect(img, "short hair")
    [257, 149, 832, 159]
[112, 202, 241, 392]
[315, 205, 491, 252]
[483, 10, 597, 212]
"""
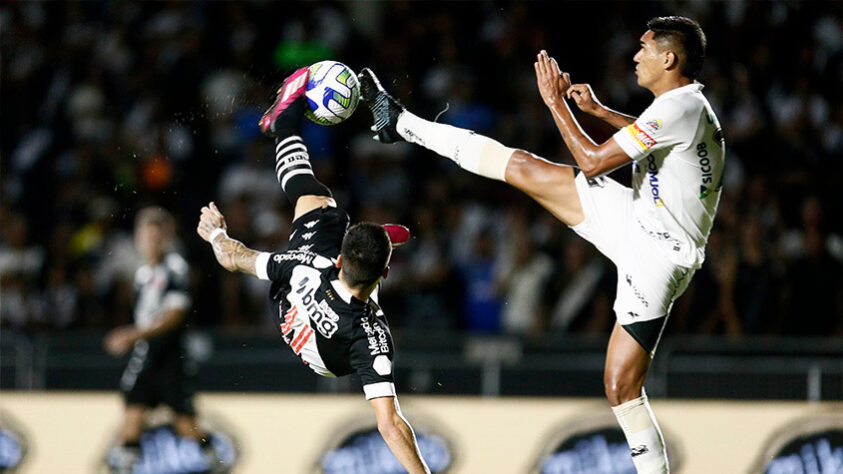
[340, 222, 392, 288]
[135, 206, 174, 235]
[647, 16, 706, 79]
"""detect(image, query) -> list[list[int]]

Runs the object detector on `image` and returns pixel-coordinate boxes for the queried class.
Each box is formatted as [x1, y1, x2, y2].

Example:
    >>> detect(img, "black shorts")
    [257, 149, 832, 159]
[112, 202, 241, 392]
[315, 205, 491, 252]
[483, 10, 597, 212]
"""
[288, 205, 350, 258]
[120, 341, 196, 414]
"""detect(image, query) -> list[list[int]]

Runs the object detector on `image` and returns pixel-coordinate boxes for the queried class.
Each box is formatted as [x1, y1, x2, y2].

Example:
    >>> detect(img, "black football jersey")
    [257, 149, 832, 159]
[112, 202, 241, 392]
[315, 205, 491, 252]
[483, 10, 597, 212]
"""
[257, 206, 396, 399]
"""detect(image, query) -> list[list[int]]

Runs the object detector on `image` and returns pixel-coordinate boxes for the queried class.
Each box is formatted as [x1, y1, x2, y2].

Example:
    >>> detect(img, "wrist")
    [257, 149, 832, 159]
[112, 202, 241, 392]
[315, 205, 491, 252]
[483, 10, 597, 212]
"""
[209, 228, 228, 243]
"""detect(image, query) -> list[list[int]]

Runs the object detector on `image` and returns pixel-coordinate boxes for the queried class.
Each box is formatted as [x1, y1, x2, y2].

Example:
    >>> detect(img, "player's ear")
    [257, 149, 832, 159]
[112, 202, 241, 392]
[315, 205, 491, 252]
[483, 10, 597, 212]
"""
[336, 254, 343, 269]
[664, 50, 679, 71]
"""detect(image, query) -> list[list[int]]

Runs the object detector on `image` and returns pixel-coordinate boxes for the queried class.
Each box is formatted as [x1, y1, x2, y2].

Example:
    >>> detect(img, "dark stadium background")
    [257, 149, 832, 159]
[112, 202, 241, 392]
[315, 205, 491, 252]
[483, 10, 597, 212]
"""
[1, 1, 841, 400]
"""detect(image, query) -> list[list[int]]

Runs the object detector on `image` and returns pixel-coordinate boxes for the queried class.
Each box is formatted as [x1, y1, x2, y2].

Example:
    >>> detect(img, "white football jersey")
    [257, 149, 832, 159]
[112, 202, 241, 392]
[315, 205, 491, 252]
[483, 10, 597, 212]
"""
[612, 83, 724, 269]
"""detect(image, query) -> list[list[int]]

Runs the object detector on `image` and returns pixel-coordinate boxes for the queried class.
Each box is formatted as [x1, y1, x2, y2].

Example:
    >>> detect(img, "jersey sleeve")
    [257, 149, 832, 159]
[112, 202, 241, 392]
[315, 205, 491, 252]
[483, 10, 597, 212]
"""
[350, 316, 396, 400]
[259, 249, 334, 282]
[612, 97, 689, 161]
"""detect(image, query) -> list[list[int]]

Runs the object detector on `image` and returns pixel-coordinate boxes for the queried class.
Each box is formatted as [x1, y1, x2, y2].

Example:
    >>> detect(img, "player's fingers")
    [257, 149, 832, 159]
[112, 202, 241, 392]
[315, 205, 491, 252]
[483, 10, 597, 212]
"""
[550, 58, 561, 75]
[537, 52, 547, 75]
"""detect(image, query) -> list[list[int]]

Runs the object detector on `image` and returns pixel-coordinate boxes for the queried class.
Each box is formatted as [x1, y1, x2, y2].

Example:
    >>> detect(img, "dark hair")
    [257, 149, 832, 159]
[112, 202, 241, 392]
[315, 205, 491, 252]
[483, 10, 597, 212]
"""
[340, 222, 392, 288]
[647, 16, 706, 79]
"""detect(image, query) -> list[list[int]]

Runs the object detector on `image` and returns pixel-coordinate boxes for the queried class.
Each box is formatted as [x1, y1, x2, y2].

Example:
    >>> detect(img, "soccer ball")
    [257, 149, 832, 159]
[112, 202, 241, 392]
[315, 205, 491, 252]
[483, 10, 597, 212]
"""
[304, 60, 360, 125]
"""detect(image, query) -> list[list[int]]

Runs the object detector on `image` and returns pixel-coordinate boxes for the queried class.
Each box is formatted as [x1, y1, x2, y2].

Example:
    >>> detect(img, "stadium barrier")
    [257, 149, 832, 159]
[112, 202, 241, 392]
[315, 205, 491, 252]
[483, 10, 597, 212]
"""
[1, 392, 840, 473]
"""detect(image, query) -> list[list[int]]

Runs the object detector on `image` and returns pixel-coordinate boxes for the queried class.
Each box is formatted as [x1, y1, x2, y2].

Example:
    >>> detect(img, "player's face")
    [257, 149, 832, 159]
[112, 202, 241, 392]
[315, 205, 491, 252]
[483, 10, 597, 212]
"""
[633, 30, 665, 89]
[135, 222, 166, 263]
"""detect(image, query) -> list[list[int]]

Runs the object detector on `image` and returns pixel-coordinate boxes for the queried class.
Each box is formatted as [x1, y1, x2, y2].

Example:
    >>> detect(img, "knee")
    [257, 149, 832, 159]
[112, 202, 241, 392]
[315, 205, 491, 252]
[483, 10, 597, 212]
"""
[604, 368, 644, 406]
[504, 149, 536, 186]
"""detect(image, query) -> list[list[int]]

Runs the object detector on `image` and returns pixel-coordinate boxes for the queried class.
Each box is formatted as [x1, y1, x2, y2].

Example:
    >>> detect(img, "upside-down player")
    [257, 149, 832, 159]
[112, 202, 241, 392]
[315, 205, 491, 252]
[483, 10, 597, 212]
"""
[359, 16, 722, 473]
[196, 68, 430, 473]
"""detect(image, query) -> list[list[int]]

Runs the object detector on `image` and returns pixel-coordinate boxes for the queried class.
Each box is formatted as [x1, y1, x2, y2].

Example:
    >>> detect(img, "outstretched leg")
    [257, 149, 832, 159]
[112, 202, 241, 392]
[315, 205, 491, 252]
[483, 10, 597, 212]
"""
[358, 68, 584, 226]
[260, 68, 335, 220]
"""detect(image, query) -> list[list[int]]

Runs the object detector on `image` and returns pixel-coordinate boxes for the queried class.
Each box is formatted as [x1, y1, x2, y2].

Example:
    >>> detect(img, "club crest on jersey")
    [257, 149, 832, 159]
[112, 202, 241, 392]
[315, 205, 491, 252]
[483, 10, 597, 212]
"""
[626, 123, 657, 151]
[644, 119, 662, 131]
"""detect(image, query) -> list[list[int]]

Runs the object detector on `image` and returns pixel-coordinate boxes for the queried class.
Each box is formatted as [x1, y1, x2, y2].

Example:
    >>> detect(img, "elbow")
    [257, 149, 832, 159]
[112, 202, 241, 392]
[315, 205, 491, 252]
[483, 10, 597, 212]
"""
[581, 166, 600, 179]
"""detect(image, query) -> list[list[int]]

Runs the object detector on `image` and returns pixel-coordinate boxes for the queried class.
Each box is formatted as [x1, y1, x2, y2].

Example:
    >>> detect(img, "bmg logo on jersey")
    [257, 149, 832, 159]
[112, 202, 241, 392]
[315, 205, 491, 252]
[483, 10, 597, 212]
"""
[295, 277, 339, 338]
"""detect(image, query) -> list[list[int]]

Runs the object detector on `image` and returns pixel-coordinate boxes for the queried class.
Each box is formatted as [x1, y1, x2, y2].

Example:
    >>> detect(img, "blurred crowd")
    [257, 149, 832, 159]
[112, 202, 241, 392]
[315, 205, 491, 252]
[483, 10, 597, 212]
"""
[2, 1, 841, 339]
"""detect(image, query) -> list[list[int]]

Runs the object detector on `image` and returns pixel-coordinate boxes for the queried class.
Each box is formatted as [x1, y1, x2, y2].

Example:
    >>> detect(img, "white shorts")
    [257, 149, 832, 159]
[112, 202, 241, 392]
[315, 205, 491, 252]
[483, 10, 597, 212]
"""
[570, 173, 694, 328]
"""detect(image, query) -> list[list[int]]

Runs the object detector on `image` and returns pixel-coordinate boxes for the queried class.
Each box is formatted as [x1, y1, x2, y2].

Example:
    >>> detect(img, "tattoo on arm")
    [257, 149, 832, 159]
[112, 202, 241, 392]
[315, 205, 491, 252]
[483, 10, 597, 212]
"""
[212, 236, 259, 277]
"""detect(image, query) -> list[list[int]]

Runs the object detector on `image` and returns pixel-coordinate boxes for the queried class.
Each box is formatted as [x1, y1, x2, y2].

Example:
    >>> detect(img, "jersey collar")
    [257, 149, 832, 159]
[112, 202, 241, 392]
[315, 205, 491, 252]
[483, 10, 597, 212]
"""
[330, 278, 358, 305]
[655, 82, 704, 102]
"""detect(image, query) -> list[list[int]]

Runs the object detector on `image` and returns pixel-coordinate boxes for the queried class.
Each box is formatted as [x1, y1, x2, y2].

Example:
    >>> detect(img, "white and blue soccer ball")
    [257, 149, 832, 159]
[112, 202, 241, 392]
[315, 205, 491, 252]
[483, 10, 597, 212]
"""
[305, 60, 360, 126]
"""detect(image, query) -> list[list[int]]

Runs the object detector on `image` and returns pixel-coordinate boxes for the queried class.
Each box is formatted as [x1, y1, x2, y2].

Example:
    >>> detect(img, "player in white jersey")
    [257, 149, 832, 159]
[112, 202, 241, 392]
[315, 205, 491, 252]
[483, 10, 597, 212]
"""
[359, 16, 721, 473]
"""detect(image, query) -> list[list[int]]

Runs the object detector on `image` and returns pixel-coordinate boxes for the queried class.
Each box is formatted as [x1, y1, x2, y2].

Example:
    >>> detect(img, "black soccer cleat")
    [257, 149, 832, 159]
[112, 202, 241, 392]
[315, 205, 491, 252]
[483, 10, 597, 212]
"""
[358, 68, 406, 144]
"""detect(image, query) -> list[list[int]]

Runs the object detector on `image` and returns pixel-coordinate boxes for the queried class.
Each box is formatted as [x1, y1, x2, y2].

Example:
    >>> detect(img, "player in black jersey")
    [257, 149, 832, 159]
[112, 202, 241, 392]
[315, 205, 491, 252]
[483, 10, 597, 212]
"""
[104, 207, 220, 473]
[196, 68, 430, 474]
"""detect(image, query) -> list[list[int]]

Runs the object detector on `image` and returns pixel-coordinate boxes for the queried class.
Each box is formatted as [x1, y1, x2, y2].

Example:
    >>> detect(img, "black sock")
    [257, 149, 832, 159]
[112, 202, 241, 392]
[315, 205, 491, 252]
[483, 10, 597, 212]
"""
[271, 96, 306, 136]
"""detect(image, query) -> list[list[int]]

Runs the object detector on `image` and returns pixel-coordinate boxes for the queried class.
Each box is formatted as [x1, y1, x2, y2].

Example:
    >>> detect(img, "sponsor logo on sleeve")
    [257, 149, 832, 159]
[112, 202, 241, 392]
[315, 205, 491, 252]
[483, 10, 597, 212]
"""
[274, 251, 315, 265]
[361, 316, 390, 356]
[626, 123, 657, 151]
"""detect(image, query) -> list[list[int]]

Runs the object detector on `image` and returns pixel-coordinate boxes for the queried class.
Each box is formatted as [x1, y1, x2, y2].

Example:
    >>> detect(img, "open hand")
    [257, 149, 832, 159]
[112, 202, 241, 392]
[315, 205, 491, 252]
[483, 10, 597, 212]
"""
[534, 50, 571, 107]
[197, 202, 227, 243]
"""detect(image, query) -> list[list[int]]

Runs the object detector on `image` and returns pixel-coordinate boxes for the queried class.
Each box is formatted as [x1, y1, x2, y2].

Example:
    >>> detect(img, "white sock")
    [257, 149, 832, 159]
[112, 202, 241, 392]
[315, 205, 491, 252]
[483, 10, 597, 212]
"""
[396, 111, 513, 182]
[611, 390, 669, 474]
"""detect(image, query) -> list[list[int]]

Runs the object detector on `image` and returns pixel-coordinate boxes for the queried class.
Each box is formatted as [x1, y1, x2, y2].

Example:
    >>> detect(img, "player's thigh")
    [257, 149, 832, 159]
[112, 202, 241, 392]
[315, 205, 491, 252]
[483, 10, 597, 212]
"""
[504, 150, 585, 226]
[293, 195, 335, 221]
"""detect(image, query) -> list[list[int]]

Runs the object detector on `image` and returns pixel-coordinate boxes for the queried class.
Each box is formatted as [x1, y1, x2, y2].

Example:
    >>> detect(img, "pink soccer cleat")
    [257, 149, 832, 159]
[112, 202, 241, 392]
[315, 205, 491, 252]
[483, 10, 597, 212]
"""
[259, 67, 310, 136]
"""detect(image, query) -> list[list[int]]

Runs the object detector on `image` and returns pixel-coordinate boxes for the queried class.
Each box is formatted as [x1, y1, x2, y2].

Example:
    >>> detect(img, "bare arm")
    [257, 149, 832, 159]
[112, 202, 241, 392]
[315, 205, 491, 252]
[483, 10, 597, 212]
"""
[104, 307, 187, 356]
[370, 397, 430, 474]
[196, 202, 260, 277]
[567, 83, 636, 129]
[534, 51, 632, 178]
